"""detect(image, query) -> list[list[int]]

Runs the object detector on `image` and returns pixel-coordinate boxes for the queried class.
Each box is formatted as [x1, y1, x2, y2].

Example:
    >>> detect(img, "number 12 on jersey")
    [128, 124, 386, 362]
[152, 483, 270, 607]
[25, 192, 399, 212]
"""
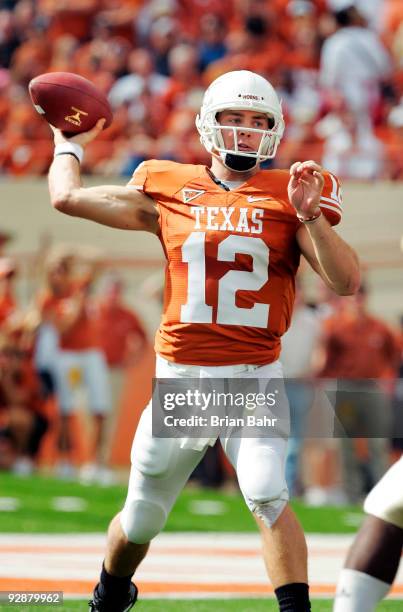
[180, 232, 270, 328]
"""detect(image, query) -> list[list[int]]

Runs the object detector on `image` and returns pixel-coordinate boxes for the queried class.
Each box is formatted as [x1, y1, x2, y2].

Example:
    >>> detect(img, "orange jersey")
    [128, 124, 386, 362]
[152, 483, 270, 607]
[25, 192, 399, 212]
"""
[96, 303, 147, 367]
[130, 161, 342, 366]
[37, 285, 99, 351]
[0, 292, 16, 326]
[320, 313, 400, 379]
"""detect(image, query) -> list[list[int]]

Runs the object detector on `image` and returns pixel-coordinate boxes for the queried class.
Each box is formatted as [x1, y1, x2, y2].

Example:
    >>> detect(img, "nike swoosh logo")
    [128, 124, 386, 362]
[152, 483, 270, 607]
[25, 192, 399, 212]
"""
[247, 196, 272, 202]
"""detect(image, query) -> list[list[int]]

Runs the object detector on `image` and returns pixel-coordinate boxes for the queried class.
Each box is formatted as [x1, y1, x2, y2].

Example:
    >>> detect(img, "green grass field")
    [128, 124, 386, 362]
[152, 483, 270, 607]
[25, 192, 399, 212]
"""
[0, 473, 364, 534]
[0, 600, 402, 612]
[2, 474, 398, 612]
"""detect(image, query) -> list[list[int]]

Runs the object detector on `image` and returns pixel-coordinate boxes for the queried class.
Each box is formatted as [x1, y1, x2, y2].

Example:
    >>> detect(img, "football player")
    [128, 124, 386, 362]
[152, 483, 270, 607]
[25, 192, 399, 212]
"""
[48, 70, 360, 612]
[334, 456, 403, 611]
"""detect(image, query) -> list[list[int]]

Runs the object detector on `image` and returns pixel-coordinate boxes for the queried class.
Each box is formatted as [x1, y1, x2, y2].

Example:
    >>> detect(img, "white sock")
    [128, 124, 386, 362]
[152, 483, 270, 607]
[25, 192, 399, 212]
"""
[333, 569, 391, 612]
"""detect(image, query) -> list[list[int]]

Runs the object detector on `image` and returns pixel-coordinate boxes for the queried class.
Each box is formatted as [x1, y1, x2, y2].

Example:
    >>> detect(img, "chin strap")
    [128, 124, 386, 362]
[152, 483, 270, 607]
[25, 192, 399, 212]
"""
[222, 152, 258, 172]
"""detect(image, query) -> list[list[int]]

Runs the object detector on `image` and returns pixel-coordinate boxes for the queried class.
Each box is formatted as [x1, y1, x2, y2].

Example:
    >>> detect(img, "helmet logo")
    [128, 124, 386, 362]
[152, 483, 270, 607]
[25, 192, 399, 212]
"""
[239, 94, 261, 100]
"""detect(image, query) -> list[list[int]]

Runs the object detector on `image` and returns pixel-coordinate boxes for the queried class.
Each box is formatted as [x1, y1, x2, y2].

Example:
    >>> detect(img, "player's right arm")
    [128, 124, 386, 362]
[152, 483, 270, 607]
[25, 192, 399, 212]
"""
[48, 120, 159, 234]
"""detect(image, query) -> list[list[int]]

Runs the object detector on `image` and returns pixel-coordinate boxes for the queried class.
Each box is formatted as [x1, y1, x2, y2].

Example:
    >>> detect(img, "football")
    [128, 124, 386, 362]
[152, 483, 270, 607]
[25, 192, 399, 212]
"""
[28, 72, 113, 135]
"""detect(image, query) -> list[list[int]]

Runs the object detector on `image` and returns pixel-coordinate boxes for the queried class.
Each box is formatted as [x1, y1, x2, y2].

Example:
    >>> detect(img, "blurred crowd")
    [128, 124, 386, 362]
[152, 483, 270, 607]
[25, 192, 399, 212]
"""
[0, 0, 403, 179]
[0, 235, 147, 484]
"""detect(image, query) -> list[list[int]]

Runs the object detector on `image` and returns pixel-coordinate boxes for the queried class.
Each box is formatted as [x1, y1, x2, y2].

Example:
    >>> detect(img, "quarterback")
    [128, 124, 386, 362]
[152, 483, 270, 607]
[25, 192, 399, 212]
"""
[48, 71, 360, 612]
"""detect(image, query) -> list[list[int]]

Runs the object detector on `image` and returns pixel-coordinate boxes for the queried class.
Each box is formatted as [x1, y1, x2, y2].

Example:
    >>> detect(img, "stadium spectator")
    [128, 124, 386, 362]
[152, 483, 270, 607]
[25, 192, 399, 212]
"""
[0, 322, 48, 475]
[36, 0, 99, 43]
[318, 282, 400, 503]
[224, 1, 287, 77]
[0, 258, 17, 327]
[302, 282, 348, 507]
[317, 102, 387, 180]
[34, 254, 66, 400]
[319, 1, 393, 143]
[281, 285, 323, 497]
[0, 9, 19, 69]
[197, 13, 228, 72]
[147, 15, 179, 77]
[135, 0, 178, 47]
[178, 0, 234, 40]
[47, 35, 79, 73]
[284, 1, 321, 71]
[108, 48, 169, 110]
[95, 274, 147, 428]
[162, 44, 202, 112]
[95, 0, 144, 43]
[36, 253, 112, 481]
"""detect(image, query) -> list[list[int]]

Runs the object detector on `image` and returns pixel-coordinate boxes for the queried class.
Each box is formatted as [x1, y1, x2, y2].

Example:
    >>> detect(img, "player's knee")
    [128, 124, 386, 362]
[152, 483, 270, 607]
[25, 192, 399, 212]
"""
[244, 470, 287, 504]
[253, 497, 288, 528]
[239, 449, 289, 527]
[120, 499, 166, 544]
[248, 476, 289, 527]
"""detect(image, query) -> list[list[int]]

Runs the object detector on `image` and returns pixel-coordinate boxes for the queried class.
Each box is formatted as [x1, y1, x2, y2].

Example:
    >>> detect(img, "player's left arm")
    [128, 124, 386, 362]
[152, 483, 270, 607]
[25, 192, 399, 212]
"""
[289, 161, 360, 295]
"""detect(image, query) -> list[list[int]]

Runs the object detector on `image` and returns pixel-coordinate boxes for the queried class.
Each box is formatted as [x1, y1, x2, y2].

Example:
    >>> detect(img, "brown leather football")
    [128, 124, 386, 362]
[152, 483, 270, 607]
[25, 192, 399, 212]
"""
[29, 72, 113, 134]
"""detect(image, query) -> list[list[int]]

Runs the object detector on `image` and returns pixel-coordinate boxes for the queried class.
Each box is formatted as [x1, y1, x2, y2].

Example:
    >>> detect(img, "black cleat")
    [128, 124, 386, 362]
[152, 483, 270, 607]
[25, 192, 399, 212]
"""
[88, 582, 138, 611]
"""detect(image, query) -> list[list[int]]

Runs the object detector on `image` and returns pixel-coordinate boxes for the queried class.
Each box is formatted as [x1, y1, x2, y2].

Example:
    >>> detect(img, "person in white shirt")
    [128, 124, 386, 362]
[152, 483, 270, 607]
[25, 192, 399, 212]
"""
[320, 1, 392, 142]
[281, 288, 322, 496]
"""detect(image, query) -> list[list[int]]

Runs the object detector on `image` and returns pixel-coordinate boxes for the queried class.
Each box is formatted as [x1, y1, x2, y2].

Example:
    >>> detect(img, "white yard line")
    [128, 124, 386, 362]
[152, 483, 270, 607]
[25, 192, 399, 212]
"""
[0, 533, 401, 599]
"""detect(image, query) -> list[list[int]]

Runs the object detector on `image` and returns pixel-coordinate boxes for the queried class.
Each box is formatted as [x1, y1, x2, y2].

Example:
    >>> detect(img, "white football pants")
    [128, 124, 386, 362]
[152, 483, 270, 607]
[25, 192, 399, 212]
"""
[120, 355, 289, 544]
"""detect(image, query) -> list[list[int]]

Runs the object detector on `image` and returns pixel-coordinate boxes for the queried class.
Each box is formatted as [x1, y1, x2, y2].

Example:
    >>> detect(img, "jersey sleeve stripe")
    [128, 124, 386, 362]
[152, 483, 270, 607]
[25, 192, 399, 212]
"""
[319, 202, 342, 217]
[320, 195, 343, 210]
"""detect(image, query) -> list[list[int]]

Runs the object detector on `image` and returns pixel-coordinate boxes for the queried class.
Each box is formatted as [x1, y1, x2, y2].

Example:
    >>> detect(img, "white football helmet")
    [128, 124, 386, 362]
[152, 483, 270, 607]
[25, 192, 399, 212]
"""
[196, 70, 285, 170]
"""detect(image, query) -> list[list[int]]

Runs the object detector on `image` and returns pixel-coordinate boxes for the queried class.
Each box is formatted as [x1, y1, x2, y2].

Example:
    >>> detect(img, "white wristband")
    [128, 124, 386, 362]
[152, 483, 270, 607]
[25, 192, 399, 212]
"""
[54, 142, 84, 164]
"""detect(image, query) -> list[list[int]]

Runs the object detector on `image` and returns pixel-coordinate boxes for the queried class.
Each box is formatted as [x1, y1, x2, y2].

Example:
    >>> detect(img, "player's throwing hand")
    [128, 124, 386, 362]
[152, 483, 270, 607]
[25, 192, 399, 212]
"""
[50, 118, 106, 147]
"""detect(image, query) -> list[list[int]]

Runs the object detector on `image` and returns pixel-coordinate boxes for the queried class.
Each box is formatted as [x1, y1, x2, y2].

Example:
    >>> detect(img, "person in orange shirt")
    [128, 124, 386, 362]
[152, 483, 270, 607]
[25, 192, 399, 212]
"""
[0, 325, 48, 475]
[47, 70, 360, 612]
[36, 254, 111, 480]
[161, 43, 203, 116]
[95, 274, 147, 432]
[96, 275, 147, 370]
[319, 283, 400, 504]
[37, 0, 98, 43]
[0, 258, 17, 327]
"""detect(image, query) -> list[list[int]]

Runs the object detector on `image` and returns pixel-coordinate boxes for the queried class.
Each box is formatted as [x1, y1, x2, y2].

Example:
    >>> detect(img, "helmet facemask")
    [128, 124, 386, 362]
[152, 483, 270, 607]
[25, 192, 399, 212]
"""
[209, 116, 283, 171]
